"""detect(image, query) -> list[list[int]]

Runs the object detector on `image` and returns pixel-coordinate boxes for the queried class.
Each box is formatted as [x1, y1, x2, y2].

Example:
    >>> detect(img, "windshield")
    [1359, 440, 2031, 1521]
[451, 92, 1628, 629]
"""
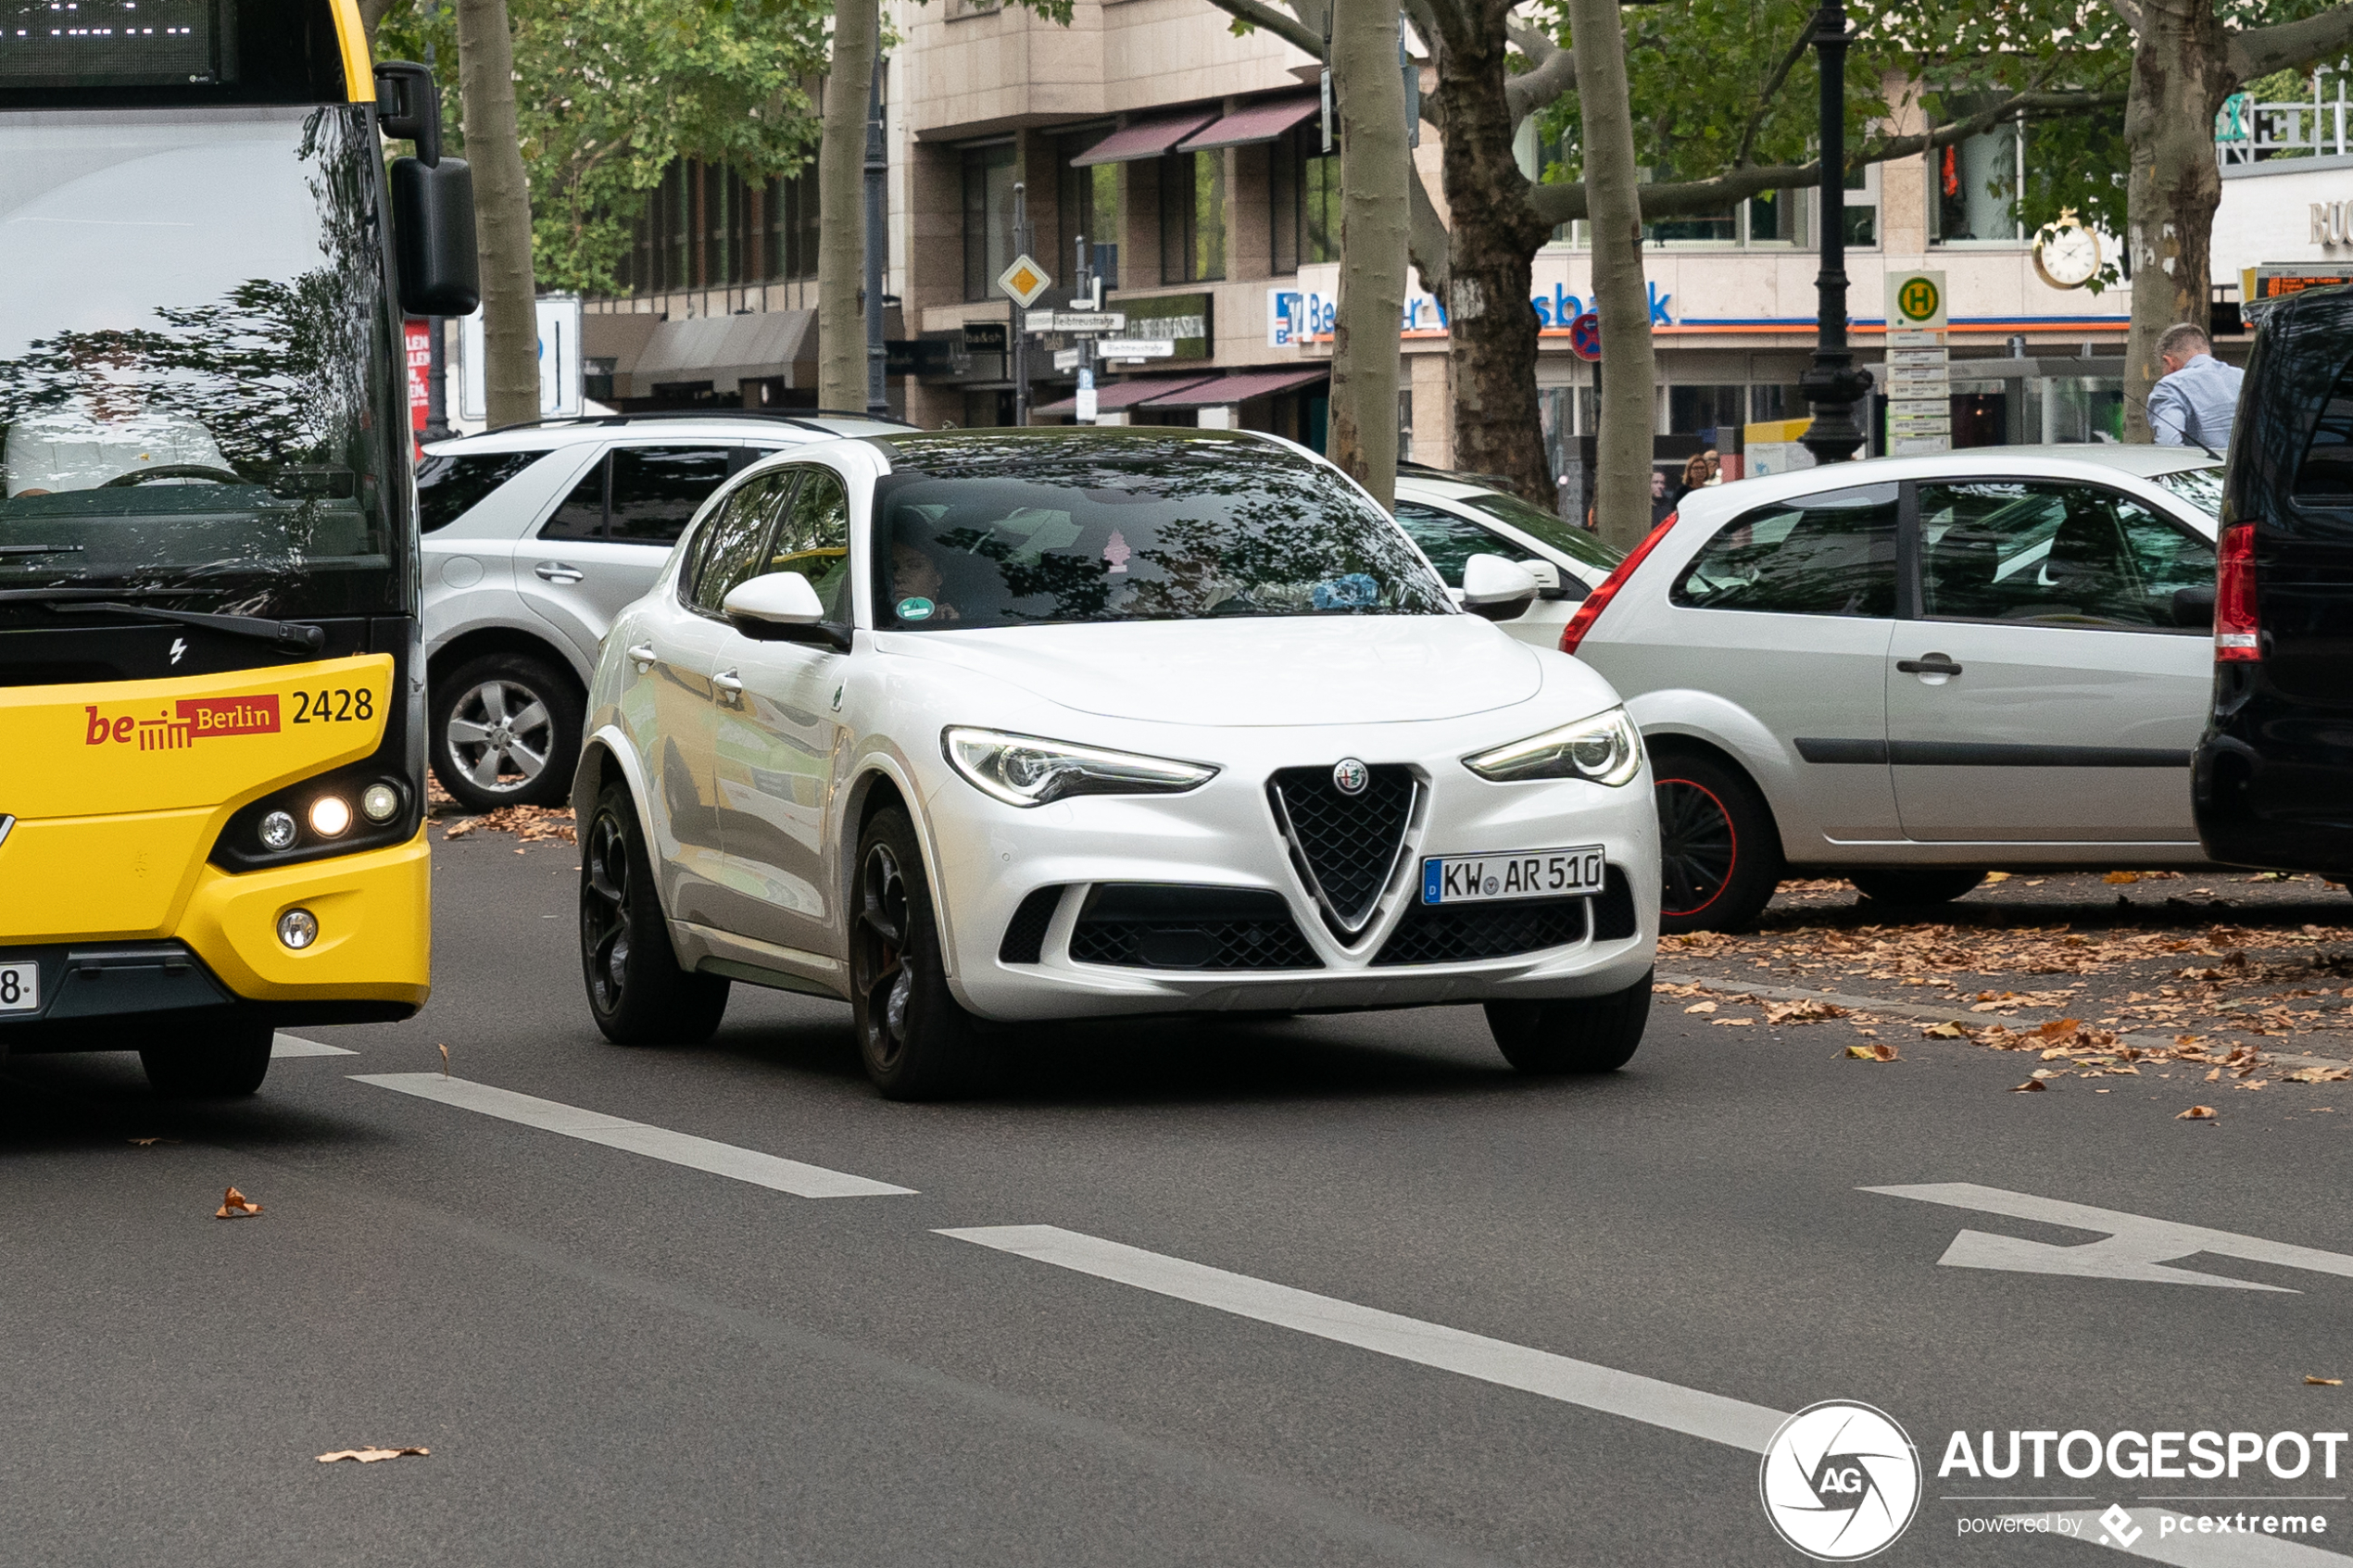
[0, 106, 404, 622]
[870, 431, 1453, 630]
[1461, 489, 1624, 571]
[2152, 465, 2224, 520]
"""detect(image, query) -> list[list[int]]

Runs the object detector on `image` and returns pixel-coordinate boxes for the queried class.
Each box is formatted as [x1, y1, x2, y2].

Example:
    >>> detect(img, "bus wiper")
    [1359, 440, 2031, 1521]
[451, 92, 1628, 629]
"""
[8, 592, 327, 654]
[0, 544, 82, 557]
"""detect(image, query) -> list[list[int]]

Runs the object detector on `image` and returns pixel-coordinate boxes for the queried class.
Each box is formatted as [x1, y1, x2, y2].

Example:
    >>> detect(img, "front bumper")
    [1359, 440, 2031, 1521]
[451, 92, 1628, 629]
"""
[1, 831, 431, 1043]
[925, 746, 1660, 1023]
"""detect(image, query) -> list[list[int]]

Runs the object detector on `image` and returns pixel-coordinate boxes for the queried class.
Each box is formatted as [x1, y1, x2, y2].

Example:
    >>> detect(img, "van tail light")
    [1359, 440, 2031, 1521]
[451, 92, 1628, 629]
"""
[1560, 511, 1678, 657]
[2216, 521, 2259, 661]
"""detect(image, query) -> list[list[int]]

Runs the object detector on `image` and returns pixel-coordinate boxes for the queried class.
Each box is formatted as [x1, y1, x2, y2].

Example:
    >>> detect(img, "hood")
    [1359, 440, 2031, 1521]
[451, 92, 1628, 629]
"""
[873, 615, 1546, 727]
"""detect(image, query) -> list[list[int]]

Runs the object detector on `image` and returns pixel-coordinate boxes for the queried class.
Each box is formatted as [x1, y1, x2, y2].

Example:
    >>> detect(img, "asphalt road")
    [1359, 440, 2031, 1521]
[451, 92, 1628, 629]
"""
[6, 831, 2352, 1567]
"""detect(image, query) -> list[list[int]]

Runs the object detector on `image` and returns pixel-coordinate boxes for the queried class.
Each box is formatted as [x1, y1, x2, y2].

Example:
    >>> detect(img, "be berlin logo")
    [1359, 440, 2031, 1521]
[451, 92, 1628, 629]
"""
[1758, 1404, 2347, 1560]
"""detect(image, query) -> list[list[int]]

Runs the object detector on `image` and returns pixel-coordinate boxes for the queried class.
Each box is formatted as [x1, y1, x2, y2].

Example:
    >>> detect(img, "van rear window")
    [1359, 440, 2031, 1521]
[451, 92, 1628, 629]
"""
[2296, 359, 2353, 499]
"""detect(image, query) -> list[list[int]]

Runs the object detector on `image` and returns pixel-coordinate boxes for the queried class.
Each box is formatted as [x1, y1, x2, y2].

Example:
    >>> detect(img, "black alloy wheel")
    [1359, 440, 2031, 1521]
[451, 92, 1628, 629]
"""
[578, 783, 728, 1045]
[1651, 750, 1783, 935]
[849, 808, 990, 1099]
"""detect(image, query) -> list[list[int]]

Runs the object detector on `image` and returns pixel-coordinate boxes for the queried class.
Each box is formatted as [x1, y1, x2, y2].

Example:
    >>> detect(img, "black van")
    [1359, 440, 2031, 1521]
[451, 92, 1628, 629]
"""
[2194, 285, 2353, 872]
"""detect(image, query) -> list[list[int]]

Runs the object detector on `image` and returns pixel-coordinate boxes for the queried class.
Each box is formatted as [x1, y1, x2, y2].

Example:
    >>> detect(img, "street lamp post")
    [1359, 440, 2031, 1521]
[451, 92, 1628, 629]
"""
[1798, 0, 1873, 465]
[862, 58, 889, 419]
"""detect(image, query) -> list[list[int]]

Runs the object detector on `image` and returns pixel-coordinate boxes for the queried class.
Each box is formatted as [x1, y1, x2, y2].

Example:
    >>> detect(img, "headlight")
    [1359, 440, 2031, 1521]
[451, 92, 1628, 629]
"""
[1463, 706, 1643, 787]
[943, 727, 1218, 808]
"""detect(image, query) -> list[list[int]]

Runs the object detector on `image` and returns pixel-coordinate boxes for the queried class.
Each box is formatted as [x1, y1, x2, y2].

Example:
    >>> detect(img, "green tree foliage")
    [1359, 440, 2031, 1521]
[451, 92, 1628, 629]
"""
[374, 0, 830, 296]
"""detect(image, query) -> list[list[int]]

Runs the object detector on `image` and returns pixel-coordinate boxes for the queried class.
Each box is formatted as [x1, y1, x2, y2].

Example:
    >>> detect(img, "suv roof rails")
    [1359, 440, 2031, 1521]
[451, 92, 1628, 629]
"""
[480, 408, 918, 436]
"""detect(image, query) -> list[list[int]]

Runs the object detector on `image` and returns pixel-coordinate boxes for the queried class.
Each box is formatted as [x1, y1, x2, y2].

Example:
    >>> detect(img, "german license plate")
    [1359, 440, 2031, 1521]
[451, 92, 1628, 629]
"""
[0, 960, 37, 1013]
[1421, 846, 1604, 905]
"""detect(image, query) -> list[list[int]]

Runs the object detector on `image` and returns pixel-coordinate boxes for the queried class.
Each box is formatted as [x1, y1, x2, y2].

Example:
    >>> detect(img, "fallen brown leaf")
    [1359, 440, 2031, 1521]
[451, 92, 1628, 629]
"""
[316, 1446, 429, 1464]
[2288, 1065, 2353, 1084]
[2036, 1019, 2082, 1038]
[2177, 1105, 2219, 1121]
[2206, 1068, 2222, 1082]
[2012, 1079, 2048, 1092]
[1921, 1022, 1968, 1039]
[1710, 1017, 1754, 1027]
[1684, 1001, 1718, 1014]
[215, 1186, 261, 1219]
[2105, 872, 2141, 885]
[2309, 1376, 2344, 1387]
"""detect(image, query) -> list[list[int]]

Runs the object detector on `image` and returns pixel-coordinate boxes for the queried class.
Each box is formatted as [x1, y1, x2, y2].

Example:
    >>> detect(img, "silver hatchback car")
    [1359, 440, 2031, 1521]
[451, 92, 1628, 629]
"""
[1565, 445, 2225, 932]
[419, 410, 908, 810]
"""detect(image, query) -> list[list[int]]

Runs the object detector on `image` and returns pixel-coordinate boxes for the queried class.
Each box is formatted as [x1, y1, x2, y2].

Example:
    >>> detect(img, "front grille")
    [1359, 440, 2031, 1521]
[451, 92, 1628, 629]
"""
[998, 887, 1064, 963]
[1267, 764, 1418, 937]
[1372, 895, 1592, 966]
[1068, 884, 1323, 972]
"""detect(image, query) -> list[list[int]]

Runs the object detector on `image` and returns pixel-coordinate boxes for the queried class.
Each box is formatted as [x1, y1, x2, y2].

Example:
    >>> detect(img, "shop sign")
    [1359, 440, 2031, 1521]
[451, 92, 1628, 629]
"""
[1119, 293, 1214, 359]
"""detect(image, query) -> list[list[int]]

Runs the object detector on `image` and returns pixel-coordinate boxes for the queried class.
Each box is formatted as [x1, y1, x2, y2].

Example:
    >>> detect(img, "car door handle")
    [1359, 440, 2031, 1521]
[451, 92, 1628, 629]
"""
[711, 669, 745, 697]
[625, 643, 656, 671]
[535, 560, 585, 583]
[1896, 656, 1964, 677]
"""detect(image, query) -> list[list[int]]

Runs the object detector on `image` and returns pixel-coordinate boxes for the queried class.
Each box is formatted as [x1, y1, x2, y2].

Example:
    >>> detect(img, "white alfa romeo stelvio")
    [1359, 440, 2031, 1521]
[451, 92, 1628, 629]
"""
[571, 428, 1660, 1098]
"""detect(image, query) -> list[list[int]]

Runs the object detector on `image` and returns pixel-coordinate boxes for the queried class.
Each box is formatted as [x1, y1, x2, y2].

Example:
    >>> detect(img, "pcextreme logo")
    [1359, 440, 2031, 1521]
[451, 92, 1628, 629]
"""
[82, 696, 282, 751]
[1760, 1401, 1923, 1561]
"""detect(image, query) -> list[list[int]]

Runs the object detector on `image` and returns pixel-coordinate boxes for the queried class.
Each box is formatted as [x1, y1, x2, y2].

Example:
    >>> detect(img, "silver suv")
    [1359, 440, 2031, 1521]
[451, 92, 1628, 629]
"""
[419, 410, 909, 810]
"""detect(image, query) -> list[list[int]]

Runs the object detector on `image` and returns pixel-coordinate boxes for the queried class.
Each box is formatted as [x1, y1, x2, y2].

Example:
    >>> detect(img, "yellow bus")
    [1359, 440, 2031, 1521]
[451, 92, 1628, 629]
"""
[0, 0, 477, 1095]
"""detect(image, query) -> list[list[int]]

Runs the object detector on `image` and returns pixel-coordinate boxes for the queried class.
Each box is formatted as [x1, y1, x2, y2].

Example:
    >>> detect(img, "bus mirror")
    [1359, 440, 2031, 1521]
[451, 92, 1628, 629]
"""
[373, 61, 443, 167]
[390, 156, 481, 318]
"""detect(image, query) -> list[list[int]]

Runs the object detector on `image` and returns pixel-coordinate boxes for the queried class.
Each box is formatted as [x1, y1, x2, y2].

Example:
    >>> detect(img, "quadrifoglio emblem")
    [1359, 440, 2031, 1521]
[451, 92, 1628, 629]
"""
[1760, 1400, 1923, 1561]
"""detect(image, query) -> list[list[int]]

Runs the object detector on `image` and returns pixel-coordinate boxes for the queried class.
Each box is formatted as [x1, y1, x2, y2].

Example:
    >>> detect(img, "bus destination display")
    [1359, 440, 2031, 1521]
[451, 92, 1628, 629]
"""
[0, 0, 222, 87]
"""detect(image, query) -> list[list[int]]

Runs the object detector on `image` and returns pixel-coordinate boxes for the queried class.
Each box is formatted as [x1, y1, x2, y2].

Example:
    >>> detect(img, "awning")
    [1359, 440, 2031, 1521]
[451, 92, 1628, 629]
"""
[1068, 112, 1219, 167]
[1032, 374, 1217, 417]
[613, 309, 817, 395]
[1138, 367, 1329, 408]
[1176, 95, 1321, 153]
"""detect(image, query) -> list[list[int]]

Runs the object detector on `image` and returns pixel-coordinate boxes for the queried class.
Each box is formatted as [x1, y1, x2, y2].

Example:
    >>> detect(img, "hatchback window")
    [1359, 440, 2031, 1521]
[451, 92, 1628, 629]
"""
[764, 468, 853, 621]
[415, 451, 538, 534]
[541, 458, 606, 541]
[609, 446, 735, 544]
[1919, 480, 2213, 629]
[2296, 356, 2353, 500]
[687, 476, 786, 615]
[1394, 502, 1516, 587]
[1461, 490, 1623, 572]
[1672, 483, 1897, 618]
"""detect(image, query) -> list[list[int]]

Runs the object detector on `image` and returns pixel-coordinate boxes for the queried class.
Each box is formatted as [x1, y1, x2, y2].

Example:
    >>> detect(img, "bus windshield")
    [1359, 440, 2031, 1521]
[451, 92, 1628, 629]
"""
[0, 105, 403, 621]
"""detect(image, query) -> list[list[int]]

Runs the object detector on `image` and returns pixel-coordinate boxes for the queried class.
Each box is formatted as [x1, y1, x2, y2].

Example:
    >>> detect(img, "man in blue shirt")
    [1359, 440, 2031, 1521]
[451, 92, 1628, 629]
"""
[2147, 322, 2244, 452]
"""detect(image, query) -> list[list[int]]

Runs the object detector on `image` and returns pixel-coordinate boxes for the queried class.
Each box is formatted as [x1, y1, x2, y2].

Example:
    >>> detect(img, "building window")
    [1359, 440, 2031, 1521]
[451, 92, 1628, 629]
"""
[963, 142, 1018, 302]
[1059, 134, 1121, 292]
[1667, 385, 1747, 440]
[615, 160, 821, 295]
[1931, 119, 2022, 243]
[1271, 125, 1340, 273]
[1160, 149, 1226, 283]
[1841, 161, 1880, 248]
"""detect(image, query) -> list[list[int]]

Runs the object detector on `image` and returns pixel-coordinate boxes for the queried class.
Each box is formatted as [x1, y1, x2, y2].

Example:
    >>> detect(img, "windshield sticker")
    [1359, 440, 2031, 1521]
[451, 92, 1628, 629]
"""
[83, 696, 281, 750]
[896, 596, 935, 621]
[1311, 573, 1381, 611]
[1103, 530, 1131, 573]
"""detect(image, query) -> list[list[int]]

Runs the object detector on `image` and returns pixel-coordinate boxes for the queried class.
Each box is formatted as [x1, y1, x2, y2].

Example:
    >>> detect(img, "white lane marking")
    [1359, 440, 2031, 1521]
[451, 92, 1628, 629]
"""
[937, 1223, 1787, 1452]
[271, 1034, 355, 1058]
[1866, 1184, 2353, 1292]
[352, 1073, 913, 1198]
[943, 1225, 2353, 1565]
[2026, 1509, 2348, 1563]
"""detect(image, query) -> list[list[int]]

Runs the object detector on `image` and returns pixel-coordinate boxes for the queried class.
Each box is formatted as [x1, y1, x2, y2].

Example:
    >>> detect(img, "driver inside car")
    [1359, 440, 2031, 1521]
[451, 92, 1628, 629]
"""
[5, 332, 230, 496]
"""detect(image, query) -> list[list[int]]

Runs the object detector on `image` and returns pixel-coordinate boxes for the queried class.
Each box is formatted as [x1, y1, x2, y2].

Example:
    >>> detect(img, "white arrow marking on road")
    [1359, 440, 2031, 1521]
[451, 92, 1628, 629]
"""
[944, 1225, 2353, 1563]
[353, 1073, 914, 1198]
[1865, 1184, 2353, 1291]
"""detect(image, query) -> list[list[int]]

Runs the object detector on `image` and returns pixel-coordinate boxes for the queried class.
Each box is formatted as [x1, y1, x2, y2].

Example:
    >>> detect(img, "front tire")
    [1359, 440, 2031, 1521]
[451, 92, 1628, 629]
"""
[1847, 869, 1986, 906]
[432, 651, 583, 813]
[579, 784, 729, 1045]
[141, 1020, 272, 1098]
[1484, 970, 1653, 1074]
[849, 808, 991, 1100]
[1653, 750, 1784, 935]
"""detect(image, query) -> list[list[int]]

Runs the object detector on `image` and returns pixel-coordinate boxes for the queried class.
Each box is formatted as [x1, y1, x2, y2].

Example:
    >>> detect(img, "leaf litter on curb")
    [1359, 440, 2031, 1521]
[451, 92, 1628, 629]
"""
[215, 1186, 261, 1218]
[317, 1446, 429, 1464]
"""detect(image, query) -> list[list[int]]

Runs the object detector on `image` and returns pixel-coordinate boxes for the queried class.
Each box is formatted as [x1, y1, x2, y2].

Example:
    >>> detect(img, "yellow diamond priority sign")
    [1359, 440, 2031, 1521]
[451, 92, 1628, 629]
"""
[997, 255, 1053, 307]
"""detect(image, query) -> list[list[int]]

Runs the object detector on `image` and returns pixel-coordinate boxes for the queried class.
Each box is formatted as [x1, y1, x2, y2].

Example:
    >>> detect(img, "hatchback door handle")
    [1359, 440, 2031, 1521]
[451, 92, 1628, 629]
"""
[711, 669, 745, 696]
[625, 643, 656, 670]
[1897, 656, 1964, 677]
[535, 560, 585, 583]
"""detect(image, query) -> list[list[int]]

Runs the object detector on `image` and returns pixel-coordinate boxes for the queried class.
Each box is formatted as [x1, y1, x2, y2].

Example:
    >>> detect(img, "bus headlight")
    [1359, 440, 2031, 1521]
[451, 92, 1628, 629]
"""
[258, 810, 298, 851]
[277, 909, 320, 949]
[360, 784, 401, 823]
[309, 795, 352, 837]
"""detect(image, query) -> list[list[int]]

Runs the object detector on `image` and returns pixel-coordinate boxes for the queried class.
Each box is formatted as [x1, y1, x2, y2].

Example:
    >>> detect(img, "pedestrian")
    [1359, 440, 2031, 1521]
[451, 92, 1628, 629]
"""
[1674, 452, 1711, 504]
[1649, 470, 1674, 524]
[2147, 322, 2245, 453]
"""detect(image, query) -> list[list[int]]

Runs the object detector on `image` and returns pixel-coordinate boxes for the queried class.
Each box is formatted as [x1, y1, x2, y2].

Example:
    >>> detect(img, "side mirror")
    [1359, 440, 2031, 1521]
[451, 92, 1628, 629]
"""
[2174, 583, 2217, 629]
[390, 156, 480, 318]
[1461, 553, 1540, 622]
[373, 61, 443, 166]
[1518, 558, 1573, 601]
[724, 571, 851, 649]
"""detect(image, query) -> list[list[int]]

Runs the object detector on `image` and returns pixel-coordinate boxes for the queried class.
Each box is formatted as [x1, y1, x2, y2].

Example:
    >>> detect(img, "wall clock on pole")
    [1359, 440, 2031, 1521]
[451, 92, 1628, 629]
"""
[2032, 207, 2102, 290]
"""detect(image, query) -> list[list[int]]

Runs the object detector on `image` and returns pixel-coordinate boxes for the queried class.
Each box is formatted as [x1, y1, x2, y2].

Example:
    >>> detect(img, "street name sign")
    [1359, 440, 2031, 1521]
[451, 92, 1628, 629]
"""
[1099, 338, 1176, 359]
